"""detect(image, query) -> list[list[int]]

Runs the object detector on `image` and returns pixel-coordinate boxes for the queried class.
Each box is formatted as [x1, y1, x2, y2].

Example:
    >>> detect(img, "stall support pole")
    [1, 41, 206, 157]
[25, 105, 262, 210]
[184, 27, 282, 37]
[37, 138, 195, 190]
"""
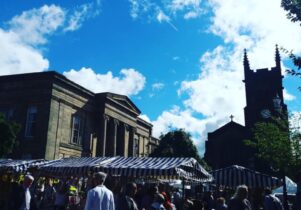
[181, 177, 185, 210]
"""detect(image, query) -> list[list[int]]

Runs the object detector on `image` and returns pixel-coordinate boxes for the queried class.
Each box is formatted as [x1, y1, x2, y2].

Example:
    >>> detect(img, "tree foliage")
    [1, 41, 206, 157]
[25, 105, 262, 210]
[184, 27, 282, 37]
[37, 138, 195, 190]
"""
[150, 129, 209, 168]
[245, 117, 301, 178]
[0, 113, 20, 158]
[281, 0, 301, 24]
[281, 0, 301, 84]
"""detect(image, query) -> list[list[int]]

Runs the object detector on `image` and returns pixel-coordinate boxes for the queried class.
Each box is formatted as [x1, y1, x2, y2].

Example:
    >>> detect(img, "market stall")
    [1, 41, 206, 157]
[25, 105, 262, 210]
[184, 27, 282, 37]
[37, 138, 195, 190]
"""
[37, 156, 118, 177]
[0, 159, 51, 174]
[98, 157, 212, 182]
[38, 156, 213, 182]
[211, 165, 281, 188]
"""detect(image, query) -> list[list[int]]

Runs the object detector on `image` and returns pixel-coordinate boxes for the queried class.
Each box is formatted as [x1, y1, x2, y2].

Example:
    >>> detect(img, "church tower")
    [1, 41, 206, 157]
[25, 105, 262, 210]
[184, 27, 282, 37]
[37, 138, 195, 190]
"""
[205, 46, 289, 170]
[243, 46, 287, 128]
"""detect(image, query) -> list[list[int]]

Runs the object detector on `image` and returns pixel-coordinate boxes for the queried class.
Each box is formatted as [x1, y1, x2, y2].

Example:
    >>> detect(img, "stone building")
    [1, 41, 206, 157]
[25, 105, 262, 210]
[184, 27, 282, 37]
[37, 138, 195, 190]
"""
[0, 71, 158, 160]
[204, 47, 288, 171]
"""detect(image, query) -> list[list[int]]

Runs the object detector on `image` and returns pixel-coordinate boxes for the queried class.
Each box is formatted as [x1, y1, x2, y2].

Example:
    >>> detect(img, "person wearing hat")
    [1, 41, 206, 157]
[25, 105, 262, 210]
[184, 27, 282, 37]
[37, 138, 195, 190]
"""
[84, 172, 114, 210]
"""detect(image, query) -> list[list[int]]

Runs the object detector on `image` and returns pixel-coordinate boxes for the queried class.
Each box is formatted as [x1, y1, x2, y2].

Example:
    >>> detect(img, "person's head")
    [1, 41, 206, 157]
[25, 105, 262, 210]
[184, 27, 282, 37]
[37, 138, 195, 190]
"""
[23, 174, 34, 188]
[46, 178, 53, 186]
[155, 193, 165, 204]
[93, 172, 107, 186]
[125, 182, 137, 197]
[216, 197, 226, 205]
[264, 188, 272, 195]
[234, 185, 248, 200]
[151, 185, 159, 195]
[158, 183, 165, 192]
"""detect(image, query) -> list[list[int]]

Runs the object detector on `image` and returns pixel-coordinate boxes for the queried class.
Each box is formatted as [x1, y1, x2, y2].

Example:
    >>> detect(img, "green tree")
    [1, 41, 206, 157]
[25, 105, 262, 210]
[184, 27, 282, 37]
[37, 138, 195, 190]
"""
[281, 0, 301, 81]
[150, 129, 209, 168]
[245, 117, 301, 210]
[245, 119, 295, 173]
[281, 0, 301, 24]
[0, 113, 20, 157]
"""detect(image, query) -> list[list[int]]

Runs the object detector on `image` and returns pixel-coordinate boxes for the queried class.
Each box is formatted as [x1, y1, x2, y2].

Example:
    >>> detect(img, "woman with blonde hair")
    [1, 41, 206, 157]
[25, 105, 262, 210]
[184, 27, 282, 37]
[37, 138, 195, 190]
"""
[228, 185, 251, 210]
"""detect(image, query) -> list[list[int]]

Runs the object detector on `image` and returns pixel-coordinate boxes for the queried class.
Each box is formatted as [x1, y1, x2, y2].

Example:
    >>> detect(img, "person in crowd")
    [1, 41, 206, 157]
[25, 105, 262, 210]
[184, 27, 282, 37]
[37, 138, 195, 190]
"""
[11, 174, 37, 210]
[161, 192, 176, 210]
[192, 199, 203, 210]
[228, 185, 251, 210]
[172, 188, 182, 210]
[183, 197, 194, 210]
[151, 193, 167, 210]
[40, 178, 56, 210]
[216, 197, 228, 210]
[84, 171, 114, 210]
[263, 188, 283, 210]
[135, 184, 144, 209]
[141, 185, 159, 210]
[116, 182, 139, 210]
[203, 191, 215, 210]
[54, 181, 68, 210]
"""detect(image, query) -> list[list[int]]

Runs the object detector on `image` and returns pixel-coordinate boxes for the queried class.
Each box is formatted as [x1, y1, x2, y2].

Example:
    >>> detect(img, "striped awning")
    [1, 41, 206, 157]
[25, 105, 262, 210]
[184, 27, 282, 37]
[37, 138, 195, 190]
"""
[0, 159, 50, 173]
[38, 157, 212, 182]
[211, 165, 282, 188]
[38, 157, 118, 177]
[95, 157, 213, 182]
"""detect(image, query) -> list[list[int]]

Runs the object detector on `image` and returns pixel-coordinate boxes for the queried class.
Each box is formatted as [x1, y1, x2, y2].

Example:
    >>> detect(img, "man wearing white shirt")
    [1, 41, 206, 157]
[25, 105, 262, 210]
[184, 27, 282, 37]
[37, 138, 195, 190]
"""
[84, 172, 115, 210]
[11, 174, 37, 210]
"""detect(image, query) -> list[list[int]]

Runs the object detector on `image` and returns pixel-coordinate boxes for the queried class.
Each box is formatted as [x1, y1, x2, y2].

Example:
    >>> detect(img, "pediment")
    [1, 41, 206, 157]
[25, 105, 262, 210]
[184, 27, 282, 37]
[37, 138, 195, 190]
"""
[106, 93, 141, 115]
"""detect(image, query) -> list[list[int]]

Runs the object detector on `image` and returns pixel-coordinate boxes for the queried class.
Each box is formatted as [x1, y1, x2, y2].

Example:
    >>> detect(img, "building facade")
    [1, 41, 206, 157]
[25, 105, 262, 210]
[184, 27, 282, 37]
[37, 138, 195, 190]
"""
[204, 47, 288, 170]
[0, 71, 158, 160]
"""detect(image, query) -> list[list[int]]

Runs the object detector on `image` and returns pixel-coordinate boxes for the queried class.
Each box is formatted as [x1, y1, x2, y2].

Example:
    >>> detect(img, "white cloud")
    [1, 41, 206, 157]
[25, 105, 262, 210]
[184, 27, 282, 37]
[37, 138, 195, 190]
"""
[150, 0, 301, 154]
[156, 10, 178, 31]
[283, 89, 296, 101]
[0, 5, 65, 75]
[128, 0, 153, 20]
[152, 82, 165, 90]
[128, 0, 195, 29]
[168, 0, 202, 19]
[152, 106, 204, 136]
[139, 114, 151, 123]
[64, 2, 100, 32]
[0, 29, 49, 75]
[63, 67, 146, 96]
[8, 5, 65, 45]
[0, 4, 100, 76]
[289, 111, 301, 131]
[157, 10, 170, 23]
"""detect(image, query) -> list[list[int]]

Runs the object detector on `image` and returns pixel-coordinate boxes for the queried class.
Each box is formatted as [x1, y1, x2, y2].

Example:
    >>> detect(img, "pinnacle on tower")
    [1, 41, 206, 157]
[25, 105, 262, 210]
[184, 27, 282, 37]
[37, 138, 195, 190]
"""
[275, 44, 281, 67]
[244, 49, 251, 76]
[243, 49, 250, 71]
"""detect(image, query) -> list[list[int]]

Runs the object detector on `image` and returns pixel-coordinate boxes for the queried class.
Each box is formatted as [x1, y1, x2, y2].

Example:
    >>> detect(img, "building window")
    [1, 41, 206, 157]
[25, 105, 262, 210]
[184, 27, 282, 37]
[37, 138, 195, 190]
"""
[25, 106, 37, 137]
[71, 115, 82, 145]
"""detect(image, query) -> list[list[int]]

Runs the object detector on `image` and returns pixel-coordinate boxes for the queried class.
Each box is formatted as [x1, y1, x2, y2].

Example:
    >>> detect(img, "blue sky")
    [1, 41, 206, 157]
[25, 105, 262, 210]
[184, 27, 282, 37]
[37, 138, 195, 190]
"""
[1, 0, 301, 155]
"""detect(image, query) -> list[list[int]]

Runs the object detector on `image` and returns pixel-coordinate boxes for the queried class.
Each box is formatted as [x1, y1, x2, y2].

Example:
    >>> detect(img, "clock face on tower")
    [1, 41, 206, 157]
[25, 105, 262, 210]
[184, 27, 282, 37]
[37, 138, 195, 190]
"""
[261, 109, 271, 119]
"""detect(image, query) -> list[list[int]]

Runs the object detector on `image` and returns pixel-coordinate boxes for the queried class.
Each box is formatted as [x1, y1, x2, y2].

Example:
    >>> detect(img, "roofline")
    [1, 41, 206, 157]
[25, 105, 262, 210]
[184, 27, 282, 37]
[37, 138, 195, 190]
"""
[96, 92, 141, 114]
[0, 71, 95, 97]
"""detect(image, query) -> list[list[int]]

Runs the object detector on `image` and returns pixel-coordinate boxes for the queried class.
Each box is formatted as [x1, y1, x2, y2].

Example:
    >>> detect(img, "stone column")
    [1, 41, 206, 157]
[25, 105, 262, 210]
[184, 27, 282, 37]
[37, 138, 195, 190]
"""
[128, 127, 136, 157]
[142, 136, 145, 157]
[100, 114, 109, 157]
[123, 124, 129, 157]
[112, 119, 119, 156]
[90, 133, 97, 157]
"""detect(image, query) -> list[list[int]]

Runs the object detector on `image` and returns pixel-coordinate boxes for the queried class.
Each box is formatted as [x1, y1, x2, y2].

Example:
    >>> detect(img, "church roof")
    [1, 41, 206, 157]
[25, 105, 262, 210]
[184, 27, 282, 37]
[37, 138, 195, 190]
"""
[208, 121, 246, 137]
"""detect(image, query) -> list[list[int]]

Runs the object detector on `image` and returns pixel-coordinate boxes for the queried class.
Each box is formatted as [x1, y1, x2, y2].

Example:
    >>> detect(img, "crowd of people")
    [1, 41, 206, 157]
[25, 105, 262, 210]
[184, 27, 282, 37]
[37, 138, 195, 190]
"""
[0, 172, 286, 210]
